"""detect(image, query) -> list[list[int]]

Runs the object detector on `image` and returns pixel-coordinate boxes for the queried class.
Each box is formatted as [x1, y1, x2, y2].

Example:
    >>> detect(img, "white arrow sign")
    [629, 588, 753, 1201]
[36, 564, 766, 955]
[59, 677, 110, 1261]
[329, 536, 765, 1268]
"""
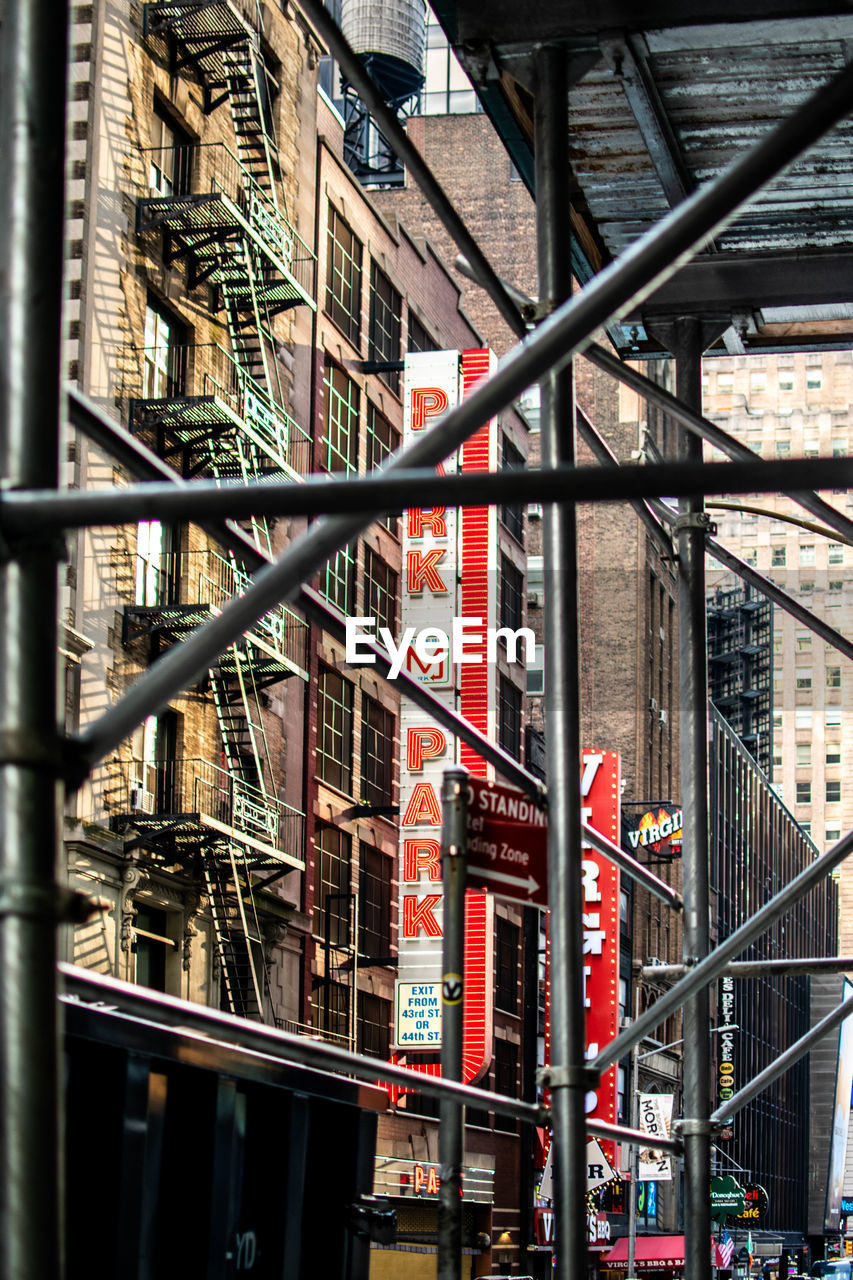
[467, 865, 541, 899]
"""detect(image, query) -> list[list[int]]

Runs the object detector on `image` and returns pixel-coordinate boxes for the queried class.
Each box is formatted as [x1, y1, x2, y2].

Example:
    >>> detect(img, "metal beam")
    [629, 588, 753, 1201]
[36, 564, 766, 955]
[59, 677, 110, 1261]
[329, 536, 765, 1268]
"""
[582, 822, 683, 912]
[599, 32, 693, 207]
[632, 251, 853, 318]
[643, 957, 853, 979]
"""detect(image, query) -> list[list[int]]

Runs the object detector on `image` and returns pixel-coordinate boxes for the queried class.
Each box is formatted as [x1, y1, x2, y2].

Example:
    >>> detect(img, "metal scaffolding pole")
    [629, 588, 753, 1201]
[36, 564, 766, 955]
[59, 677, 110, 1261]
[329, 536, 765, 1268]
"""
[534, 45, 587, 1280]
[0, 0, 68, 1275]
[673, 319, 714, 1280]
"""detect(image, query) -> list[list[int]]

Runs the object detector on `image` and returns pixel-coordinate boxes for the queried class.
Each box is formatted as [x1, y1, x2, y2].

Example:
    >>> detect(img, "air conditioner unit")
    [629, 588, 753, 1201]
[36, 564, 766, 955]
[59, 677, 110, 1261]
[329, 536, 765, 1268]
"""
[528, 502, 543, 520]
[659, 709, 668, 725]
[646, 957, 666, 968]
[649, 697, 658, 712]
[527, 590, 544, 608]
[130, 787, 155, 814]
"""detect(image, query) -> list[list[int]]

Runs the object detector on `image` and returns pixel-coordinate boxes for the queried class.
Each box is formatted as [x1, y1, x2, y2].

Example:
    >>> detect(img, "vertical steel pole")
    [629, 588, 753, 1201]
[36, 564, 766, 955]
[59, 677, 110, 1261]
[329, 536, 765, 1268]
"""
[438, 766, 468, 1280]
[674, 318, 713, 1280]
[0, 0, 68, 1277]
[534, 44, 587, 1280]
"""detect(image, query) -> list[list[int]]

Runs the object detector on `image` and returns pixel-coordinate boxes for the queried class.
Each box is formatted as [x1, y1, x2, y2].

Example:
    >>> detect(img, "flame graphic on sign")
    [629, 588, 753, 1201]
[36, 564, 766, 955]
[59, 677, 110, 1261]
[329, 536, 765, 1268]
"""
[637, 808, 683, 849]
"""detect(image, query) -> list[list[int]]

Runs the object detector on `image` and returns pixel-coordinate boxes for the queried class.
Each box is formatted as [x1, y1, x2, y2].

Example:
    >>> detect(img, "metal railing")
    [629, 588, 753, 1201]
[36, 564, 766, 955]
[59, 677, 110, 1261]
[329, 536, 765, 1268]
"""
[117, 546, 309, 674]
[88, 755, 305, 861]
[138, 142, 316, 299]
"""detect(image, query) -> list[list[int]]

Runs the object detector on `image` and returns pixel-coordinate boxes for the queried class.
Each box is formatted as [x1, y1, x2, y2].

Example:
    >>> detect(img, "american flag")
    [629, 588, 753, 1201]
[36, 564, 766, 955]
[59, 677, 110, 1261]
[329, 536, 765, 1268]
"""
[718, 1229, 735, 1269]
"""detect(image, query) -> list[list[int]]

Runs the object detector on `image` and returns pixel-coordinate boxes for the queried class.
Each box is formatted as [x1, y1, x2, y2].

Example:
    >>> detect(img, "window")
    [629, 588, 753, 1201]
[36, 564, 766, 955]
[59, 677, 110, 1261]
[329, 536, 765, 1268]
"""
[326, 205, 362, 345]
[795, 669, 812, 690]
[366, 402, 399, 471]
[827, 826, 842, 844]
[422, 15, 479, 114]
[807, 369, 823, 390]
[359, 845, 392, 960]
[363, 547, 397, 636]
[826, 707, 842, 727]
[779, 372, 795, 391]
[357, 991, 392, 1059]
[827, 744, 842, 765]
[795, 782, 811, 805]
[321, 544, 356, 615]
[832, 438, 848, 457]
[800, 581, 814, 594]
[143, 299, 185, 399]
[366, 403, 401, 535]
[526, 644, 544, 696]
[796, 631, 812, 651]
[317, 667, 354, 793]
[744, 547, 757, 567]
[500, 555, 524, 633]
[795, 708, 812, 729]
[799, 543, 815, 565]
[323, 363, 359, 473]
[149, 101, 191, 198]
[494, 1039, 519, 1132]
[501, 435, 525, 543]
[313, 825, 351, 946]
[717, 371, 734, 392]
[829, 580, 844, 594]
[408, 313, 437, 354]
[361, 693, 395, 808]
[498, 676, 522, 761]
[827, 666, 842, 689]
[771, 546, 786, 567]
[312, 980, 350, 1043]
[133, 904, 176, 992]
[826, 780, 842, 804]
[495, 917, 520, 1013]
[829, 543, 845, 565]
[776, 440, 791, 457]
[369, 263, 402, 394]
[749, 370, 766, 393]
[796, 744, 811, 766]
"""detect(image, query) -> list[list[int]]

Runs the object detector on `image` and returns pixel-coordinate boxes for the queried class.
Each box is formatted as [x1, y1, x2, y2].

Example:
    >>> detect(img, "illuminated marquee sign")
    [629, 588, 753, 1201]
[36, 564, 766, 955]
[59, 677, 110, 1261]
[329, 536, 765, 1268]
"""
[394, 350, 497, 1082]
[625, 805, 682, 858]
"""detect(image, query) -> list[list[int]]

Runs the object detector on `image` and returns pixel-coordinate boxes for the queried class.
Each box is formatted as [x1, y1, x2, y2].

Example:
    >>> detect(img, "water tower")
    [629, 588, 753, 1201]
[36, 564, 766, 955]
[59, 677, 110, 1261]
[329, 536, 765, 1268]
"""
[340, 0, 426, 185]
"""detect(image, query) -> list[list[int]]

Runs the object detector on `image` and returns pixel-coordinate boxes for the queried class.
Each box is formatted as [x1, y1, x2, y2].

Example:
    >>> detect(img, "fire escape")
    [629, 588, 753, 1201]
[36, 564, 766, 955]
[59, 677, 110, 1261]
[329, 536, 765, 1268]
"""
[110, 0, 317, 1020]
[707, 583, 774, 775]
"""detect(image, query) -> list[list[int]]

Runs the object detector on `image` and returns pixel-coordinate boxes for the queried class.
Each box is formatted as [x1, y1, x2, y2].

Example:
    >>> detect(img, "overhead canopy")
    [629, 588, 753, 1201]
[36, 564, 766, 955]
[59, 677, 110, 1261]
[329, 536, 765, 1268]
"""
[431, 0, 853, 357]
[604, 1235, 686, 1269]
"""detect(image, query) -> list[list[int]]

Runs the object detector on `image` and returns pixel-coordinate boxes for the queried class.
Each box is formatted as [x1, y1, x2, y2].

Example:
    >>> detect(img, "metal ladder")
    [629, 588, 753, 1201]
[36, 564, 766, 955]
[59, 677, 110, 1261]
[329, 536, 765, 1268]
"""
[202, 843, 268, 1020]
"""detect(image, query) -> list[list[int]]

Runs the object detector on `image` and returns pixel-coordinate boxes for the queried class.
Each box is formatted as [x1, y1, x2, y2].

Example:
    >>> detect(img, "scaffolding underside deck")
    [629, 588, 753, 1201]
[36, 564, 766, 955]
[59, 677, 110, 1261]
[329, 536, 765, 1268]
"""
[7, 2, 853, 1278]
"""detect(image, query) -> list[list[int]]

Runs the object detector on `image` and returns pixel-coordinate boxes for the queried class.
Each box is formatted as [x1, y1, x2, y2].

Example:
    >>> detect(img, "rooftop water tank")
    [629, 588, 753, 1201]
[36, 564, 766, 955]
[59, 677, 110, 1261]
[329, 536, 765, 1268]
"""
[341, 0, 426, 102]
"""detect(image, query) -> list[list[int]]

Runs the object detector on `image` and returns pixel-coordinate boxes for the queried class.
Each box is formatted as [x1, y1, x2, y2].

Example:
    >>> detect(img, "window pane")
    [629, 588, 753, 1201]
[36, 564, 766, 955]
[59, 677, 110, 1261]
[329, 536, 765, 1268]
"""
[359, 845, 392, 960]
[313, 825, 351, 947]
[323, 363, 359, 473]
[368, 263, 402, 394]
[363, 547, 397, 636]
[499, 676, 522, 760]
[495, 917, 519, 1013]
[361, 693, 395, 808]
[501, 435, 525, 543]
[326, 205, 362, 345]
[318, 667, 354, 793]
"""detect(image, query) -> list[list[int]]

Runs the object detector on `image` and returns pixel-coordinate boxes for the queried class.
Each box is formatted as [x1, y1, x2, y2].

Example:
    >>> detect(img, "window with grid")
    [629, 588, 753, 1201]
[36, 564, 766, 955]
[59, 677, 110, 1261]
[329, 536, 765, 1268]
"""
[311, 979, 350, 1043]
[829, 543, 845, 565]
[321, 544, 356, 616]
[498, 676, 522, 761]
[827, 743, 842, 765]
[318, 667, 354, 793]
[494, 1039, 519, 1132]
[369, 263, 402, 394]
[357, 990, 392, 1059]
[771, 545, 786, 567]
[500, 435, 525, 543]
[358, 844, 392, 960]
[500, 555, 524, 633]
[149, 101, 192, 198]
[827, 780, 842, 804]
[795, 781, 811, 805]
[363, 547, 397, 636]
[326, 204, 362, 345]
[313, 825, 351, 946]
[827, 666, 842, 688]
[323, 363, 359, 473]
[495, 917, 520, 1013]
[408, 312, 437, 354]
[367, 403, 401, 535]
[361, 693, 395, 808]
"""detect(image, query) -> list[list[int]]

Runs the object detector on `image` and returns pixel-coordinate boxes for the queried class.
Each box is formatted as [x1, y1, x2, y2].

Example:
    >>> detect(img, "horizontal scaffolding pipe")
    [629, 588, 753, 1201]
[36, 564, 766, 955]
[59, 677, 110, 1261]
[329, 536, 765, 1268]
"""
[590, 827, 853, 1076]
[582, 821, 683, 911]
[711, 991, 853, 1125]
[64, 393, 547, 802]
[586, 340, 853, 547]
[642, 957, 853, 980]
[61, 963, 538, 1121]
[16, 451, 853, 530]
[68, 54, 853, 776]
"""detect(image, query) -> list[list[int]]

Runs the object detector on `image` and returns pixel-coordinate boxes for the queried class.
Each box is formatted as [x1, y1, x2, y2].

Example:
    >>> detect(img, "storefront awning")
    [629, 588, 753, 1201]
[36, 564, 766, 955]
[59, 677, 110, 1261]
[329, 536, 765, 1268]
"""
[604, 1236, 685, 1270]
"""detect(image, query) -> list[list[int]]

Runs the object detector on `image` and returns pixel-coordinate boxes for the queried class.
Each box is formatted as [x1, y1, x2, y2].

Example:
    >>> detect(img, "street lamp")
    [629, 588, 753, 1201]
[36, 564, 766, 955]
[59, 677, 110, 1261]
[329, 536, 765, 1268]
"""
[626, 1023, 740, 1280]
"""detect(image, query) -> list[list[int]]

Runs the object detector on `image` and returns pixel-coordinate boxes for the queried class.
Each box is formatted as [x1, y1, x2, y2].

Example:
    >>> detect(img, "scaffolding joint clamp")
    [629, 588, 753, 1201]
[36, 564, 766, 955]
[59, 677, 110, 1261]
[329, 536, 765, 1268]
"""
[0, 879, 102, 924]
[0, 729, 67, 774]
[673, 1118, 717, 1138]
[674, 511, 717, 537]
[537, 1064, 599, 1091]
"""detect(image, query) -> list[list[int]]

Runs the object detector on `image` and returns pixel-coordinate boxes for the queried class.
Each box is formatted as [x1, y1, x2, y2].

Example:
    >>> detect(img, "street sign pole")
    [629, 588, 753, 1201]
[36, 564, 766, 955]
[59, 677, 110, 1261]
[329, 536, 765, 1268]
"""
[438, 766, 468, 1280]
